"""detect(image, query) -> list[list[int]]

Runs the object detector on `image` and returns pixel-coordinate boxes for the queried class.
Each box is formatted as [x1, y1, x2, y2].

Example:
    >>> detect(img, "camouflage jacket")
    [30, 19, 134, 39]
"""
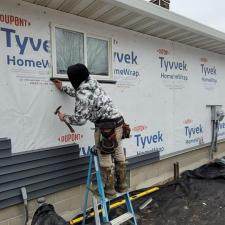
[62, 77, 122, 125]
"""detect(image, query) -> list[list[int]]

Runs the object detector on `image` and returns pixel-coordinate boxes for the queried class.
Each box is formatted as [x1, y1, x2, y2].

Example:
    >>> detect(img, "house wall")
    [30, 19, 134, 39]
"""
[0, 141, 224, 225]
[1, 0, 225, 157]
[1, 0, 225, 223]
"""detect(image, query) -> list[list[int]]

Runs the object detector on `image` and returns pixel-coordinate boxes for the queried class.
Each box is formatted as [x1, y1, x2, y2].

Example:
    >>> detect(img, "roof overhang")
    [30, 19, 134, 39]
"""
[22, 0, 225, 55]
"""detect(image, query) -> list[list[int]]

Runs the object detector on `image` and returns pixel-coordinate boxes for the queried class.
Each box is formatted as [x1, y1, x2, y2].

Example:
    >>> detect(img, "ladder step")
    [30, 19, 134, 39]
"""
[110, 212, 134, 225]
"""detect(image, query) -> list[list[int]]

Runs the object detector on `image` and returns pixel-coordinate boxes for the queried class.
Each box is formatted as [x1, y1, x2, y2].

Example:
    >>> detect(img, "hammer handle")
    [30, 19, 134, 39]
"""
[64, 121, 75, 133]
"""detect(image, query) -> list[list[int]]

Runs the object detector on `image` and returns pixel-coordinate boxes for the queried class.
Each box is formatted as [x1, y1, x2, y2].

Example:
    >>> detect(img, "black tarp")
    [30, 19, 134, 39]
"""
[31, 204, 68, 225]
[36, 158, 225, 225]
[131, 158, 225, 225]
[100, 158, 225, 225]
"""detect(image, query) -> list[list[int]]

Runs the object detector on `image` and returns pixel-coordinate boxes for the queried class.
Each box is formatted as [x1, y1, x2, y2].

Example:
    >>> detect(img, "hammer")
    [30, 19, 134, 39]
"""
[55, 106, 75, 133]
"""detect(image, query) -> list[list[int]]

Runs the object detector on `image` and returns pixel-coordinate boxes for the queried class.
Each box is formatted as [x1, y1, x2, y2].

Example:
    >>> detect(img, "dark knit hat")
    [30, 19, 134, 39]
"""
[67, 64, 89, 90]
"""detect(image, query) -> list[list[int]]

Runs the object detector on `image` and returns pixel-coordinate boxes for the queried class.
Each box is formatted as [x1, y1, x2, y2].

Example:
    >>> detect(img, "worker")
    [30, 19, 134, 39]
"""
[53, 63, 130, 198]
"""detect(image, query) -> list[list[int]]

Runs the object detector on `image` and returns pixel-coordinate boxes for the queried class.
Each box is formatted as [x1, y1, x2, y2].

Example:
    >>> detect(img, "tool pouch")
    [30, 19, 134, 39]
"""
[99, 126, 118, 154]
[122, 123, 131, 139]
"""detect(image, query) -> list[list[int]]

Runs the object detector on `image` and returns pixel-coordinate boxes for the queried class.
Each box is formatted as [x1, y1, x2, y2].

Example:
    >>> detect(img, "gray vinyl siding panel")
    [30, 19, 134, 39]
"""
[0, 138, 159, 209]
[0, 138, 11, 158]
[128, 151, 159, 169]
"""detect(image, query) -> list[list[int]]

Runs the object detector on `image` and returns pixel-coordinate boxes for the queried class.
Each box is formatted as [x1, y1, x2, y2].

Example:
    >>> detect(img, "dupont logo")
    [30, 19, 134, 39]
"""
[58, 133, 83, 143]
[0, 14, 31, 27]
[183, 119, 193, 124]
[132, 125, 147, 132]
[157, 48, 169, 55]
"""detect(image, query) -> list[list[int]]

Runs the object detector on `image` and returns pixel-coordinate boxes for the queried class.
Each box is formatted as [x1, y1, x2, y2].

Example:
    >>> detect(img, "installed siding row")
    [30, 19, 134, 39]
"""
[0, 138, 159, 209]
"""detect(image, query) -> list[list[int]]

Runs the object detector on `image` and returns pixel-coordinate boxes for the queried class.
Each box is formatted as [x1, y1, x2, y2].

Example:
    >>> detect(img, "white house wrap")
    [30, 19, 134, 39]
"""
[1, 0, 225, 159]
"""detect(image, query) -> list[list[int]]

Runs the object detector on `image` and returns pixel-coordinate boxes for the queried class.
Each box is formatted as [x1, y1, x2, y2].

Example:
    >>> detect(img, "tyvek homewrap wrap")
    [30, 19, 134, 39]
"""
[1, 0, 225, 157]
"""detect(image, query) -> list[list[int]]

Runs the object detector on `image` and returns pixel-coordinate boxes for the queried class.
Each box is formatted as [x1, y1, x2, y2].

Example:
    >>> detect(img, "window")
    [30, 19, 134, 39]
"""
[55, 28, 84, 75]
[52, 25, 112, 80]
[87, 37, 109, 76]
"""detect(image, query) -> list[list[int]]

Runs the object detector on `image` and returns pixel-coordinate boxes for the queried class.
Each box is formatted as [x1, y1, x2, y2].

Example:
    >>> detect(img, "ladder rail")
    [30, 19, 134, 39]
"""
[124, 192, 138, 225]
[82, 151, 138, 225]
[94, 155, 110, 223]
[92, 195, 101, 225]
[82, 153, 93, 225]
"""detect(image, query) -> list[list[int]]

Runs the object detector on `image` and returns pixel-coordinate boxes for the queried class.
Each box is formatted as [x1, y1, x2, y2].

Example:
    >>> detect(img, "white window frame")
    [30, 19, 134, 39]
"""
[50, 23, 113, 81]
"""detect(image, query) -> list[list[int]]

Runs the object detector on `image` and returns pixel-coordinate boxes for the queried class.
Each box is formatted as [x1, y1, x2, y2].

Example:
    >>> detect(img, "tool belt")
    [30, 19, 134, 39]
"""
[95, 117, 124, 154]
[122, 122, 131, 139]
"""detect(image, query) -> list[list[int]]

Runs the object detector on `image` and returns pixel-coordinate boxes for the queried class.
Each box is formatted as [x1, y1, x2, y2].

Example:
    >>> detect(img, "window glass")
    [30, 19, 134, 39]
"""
[55, 28, 84, 74]
[87, 37, 109, 76]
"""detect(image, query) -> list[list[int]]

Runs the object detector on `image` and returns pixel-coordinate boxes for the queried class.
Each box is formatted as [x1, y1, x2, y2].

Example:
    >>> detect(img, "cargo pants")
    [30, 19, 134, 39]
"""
[94, 124, 126, 167]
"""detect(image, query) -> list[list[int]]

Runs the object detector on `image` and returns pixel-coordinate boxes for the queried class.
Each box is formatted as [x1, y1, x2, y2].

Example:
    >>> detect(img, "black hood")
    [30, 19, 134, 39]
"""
[67, 64, 90, 90]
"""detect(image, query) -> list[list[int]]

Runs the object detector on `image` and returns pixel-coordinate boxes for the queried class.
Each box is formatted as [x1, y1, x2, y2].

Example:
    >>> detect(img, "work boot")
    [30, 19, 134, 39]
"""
[115, 161, 128, 193]
[101, 166, 117, 198]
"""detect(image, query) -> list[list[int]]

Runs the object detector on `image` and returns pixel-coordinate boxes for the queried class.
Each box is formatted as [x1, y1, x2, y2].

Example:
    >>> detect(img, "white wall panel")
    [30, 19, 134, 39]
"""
[1, 0, 225, 158]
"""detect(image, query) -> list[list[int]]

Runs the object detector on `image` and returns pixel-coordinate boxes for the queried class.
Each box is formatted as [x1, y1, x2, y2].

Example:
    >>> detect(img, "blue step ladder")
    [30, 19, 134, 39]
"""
[82, 148, 138, 225]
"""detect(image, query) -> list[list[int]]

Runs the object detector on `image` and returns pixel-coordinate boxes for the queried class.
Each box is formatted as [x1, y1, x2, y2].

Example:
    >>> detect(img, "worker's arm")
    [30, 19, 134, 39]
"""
[61, 89, 90, 126]
[61, 85, 76, 97]
[53, 79, 76, 97]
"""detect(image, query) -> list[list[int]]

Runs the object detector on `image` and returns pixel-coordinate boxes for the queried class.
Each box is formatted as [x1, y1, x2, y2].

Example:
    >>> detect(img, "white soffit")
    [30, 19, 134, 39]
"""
[22, 0, 225, 55]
